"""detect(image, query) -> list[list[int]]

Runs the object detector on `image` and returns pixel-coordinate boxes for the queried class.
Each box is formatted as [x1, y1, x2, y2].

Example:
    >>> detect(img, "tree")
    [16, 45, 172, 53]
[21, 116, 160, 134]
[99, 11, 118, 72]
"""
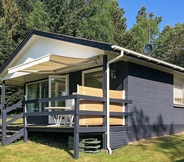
[26, 1, 49, 31]
[0, 0, 35, 107]
[0, 0, 34, 55]
[0, 0, 128, 106]
[153, 23, 184, 66]
[0, 23, 13, 66]
[79, 0, 116, 42]
[40, 0, 123, 43]
[105, 1, 127, 46]
[123, 6, 162, 53]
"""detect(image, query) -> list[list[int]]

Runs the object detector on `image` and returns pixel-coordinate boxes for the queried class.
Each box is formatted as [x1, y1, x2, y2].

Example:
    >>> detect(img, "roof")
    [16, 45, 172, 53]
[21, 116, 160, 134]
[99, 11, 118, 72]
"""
[0, 29, 113, 74]
[1, 29, 184, 76]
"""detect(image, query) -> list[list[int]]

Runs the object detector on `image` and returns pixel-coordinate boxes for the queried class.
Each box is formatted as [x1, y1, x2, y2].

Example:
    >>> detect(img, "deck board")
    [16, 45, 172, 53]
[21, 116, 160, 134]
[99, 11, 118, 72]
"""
[26, 124, 74, 133]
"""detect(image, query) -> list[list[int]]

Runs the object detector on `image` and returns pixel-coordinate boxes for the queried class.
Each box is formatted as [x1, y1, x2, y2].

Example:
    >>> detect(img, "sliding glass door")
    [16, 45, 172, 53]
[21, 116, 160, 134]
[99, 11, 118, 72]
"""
[26, 75, 68, 114]
[48, 75, 69, 123]
[26, 80, 48, 112]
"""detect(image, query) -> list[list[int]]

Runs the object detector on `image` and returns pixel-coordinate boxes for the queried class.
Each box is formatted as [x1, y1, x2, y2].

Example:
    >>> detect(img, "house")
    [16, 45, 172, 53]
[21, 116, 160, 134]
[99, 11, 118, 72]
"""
[0, 29, 184, 159]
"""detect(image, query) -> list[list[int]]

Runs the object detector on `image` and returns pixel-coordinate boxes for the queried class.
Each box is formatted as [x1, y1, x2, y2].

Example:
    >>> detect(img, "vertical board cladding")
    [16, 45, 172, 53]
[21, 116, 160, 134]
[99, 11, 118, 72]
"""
[69, 71, 82, 94]
[109, 61, 131, 148]
[110, 131, 129, 149]
[126, 62, 184, 141]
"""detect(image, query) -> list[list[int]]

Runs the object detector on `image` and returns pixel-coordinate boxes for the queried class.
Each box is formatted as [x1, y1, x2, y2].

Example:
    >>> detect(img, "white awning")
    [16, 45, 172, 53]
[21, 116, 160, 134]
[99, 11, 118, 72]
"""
[8, 54, 100, 74]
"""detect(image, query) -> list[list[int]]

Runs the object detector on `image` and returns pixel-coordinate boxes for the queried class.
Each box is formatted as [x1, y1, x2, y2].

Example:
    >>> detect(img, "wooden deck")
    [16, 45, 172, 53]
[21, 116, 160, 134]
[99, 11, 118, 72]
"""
[26, 124, 74, 133]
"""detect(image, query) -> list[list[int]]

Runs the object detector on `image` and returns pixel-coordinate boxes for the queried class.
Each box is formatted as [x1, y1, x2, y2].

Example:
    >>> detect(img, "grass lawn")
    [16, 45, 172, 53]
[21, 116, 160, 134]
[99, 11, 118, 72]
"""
[0, 133, 184, 162]
[0, 118, 23, 125]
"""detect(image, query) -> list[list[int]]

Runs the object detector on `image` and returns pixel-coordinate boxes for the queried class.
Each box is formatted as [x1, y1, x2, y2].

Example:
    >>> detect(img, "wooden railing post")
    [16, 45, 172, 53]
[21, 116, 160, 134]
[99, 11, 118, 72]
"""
[74, 95, 79, 159]
[1, 80, 6, 146]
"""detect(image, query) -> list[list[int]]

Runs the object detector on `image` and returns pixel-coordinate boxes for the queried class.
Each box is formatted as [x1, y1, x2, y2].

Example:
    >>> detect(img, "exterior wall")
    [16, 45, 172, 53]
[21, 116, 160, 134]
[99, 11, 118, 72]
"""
[69, 71, 82, 94]
[110, 131, 129, 149]
[27, 116, 48, 125]
[127, 62, 184, 141]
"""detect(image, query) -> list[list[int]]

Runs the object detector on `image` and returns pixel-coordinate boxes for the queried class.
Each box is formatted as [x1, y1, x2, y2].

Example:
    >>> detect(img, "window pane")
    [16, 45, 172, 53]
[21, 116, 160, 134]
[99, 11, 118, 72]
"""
[41, 81, 48, 111]
[174, 82, 183, 104]
[51, 77, 66, 107]
[84, 70, 102, 88]
[27, 83, 39, 112]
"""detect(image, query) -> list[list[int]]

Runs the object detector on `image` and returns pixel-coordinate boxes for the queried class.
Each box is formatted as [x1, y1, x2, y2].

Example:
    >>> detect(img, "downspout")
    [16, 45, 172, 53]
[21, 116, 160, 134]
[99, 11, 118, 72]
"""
[106, 45, 124, 154]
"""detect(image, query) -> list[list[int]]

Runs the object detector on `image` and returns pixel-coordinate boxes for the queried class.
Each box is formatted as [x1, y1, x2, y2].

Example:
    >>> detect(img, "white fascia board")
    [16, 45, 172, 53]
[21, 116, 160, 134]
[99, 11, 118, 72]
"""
[112, 45, 184, 72]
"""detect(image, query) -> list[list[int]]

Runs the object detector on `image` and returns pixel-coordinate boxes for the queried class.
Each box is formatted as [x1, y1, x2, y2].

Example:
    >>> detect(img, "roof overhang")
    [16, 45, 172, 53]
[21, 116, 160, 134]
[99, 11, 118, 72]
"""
[0, 29, 112, 75]
[8, 54, 100, 74]
[111, 45, 184, 73]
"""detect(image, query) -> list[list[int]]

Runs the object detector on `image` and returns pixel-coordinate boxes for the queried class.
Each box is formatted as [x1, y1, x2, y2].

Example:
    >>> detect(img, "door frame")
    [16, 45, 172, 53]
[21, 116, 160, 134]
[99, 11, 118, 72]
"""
[48, 74, 69, 123]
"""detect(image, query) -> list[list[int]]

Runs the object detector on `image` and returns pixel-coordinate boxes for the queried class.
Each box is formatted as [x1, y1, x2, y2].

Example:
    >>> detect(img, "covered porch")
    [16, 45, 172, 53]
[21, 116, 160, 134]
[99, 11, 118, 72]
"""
[0, 82, 132, 159]
[0, 30, 133, 159]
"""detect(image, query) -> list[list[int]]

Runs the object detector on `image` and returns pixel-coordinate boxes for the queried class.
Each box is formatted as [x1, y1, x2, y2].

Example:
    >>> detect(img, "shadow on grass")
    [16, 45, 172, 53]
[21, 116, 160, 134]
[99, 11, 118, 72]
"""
[153, 135, 184, 161]
[175, 159, 184, 162]
[28, 132, 74, 158]
[131, 106, 184, 161]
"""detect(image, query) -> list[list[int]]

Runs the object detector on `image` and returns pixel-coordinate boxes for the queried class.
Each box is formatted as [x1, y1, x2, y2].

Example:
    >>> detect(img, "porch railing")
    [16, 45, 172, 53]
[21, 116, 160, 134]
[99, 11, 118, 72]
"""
[1, 94, 132, 159]
[0, 100, 25, 146]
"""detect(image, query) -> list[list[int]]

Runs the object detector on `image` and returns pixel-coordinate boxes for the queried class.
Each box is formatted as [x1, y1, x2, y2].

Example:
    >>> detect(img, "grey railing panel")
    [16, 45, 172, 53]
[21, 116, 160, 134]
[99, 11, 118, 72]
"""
[5, 101, 22, 113]
[6, 128, 24, 145]
[6, 113, 23, 126]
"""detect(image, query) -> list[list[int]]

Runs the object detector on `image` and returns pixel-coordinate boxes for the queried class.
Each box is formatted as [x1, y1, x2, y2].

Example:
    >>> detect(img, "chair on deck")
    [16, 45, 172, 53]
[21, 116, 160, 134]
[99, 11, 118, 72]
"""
[65, 98, 75, 127]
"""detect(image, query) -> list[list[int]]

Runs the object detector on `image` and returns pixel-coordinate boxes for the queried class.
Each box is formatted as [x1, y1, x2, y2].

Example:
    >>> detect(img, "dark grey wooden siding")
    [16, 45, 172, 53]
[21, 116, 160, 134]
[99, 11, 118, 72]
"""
[126, 62, 184, 141]
[110, 131, 129, 149]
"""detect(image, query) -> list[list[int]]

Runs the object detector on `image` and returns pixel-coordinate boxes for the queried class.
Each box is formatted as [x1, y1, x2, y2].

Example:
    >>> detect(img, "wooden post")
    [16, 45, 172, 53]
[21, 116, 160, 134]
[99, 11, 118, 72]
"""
[74, 96, 79, 159]
[102, 55, 107, 150]
[1, 80, 6, 146]
[23, 84, 28, 142]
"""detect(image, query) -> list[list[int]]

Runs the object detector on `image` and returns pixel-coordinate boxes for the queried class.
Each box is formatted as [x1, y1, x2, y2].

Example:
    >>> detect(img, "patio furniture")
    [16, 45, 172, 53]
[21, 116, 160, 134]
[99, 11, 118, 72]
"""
[44, 107, 71, 126]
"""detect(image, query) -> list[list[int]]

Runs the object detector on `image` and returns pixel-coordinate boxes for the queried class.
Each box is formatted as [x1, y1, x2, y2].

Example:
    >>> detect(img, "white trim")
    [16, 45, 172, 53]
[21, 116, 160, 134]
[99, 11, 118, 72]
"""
[174, 76, 184, 105]
[48, 74, 69, 124]
[122, 90, 125, 125]
[82, 67, 103, 86]
[106, 48, 124, 155]
[174, 104, 184, 108]
[112, 45, 184, 72]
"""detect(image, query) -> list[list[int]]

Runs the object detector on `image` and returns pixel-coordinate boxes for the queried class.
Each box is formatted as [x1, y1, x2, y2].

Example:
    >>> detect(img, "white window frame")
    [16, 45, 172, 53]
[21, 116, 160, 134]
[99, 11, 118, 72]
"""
[48, 74, 69, 124]
[174, 76, 184, 106]
[82, 67, 103, 86]
[48, 74, 69, 103]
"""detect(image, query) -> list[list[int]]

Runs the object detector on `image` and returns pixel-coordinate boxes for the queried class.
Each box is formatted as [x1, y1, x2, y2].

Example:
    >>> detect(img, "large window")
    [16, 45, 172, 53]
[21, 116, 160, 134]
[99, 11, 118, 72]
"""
[26, 75, 68, 112]
[26, 80, 48, 112]
[174, 77, 184, 105]
[49, 75, 68, 107]
[82, 67, 103, 88]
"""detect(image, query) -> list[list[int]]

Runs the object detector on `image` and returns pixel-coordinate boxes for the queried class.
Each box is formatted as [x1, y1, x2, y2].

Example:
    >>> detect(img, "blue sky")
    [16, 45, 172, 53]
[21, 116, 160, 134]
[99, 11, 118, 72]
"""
[118, 0, 184, 31]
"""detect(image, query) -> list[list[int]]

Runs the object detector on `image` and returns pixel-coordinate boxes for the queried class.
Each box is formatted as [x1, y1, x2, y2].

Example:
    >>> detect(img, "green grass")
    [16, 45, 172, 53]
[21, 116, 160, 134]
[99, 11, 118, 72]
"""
[0, 118, 23, 125]
[1, 133, 184, 162]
